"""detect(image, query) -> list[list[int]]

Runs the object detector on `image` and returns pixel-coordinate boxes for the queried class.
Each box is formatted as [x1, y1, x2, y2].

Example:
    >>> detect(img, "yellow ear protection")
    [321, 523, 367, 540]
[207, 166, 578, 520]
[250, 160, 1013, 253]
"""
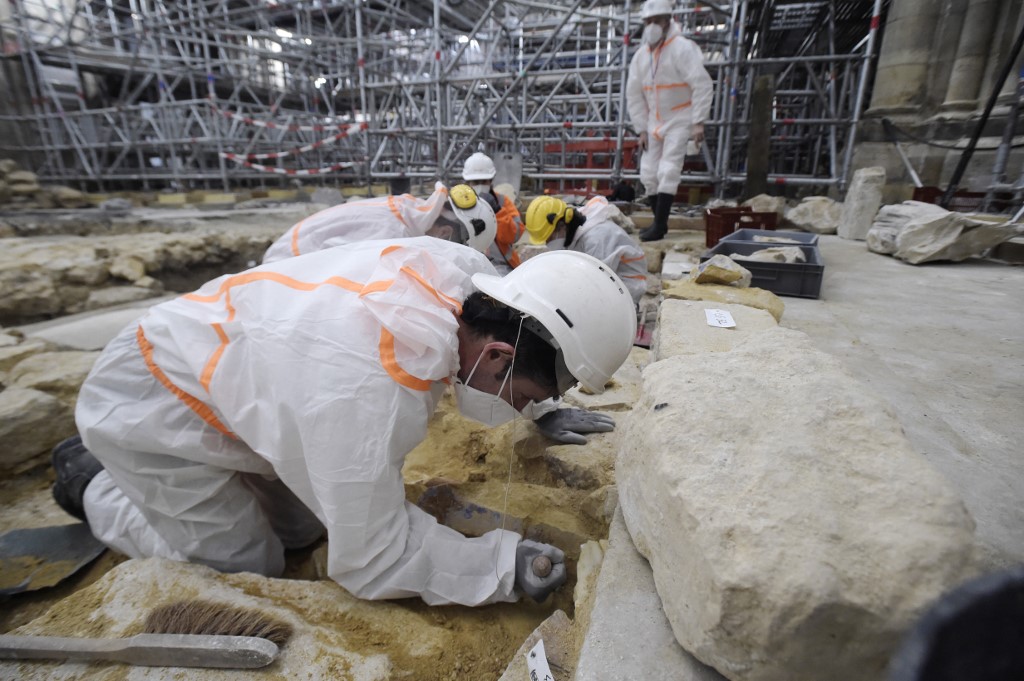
[449, 184, 478, 210]
[544, 206, 573, 228]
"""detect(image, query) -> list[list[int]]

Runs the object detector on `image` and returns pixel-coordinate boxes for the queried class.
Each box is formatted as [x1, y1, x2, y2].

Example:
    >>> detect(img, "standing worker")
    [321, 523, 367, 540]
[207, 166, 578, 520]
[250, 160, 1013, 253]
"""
[524, 195, 648, 307]
[626, 0, 714, 242]
[262, 183, 497, 264]
[462, 152, 525, 274]
[53, 239, 637, 607]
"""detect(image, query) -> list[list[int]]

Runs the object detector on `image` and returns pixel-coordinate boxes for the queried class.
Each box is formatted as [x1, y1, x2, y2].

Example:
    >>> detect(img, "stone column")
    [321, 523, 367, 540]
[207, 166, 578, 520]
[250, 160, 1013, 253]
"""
[991, 0, 1024, 106]
[942, 0, 1002, 111]
[868, 0, 947, 113]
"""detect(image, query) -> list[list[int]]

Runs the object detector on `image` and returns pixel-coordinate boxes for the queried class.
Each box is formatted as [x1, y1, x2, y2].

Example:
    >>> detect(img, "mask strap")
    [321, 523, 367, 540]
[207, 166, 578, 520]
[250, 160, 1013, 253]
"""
[494, 316, 525, 581]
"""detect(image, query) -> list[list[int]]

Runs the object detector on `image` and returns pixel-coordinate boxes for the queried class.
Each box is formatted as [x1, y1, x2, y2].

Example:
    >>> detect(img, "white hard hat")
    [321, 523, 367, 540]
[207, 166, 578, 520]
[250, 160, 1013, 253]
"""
[472, 250, 637, 394]
[462, 152, 498, 181]
[641, 0, 674, 19]
[448, 184, 497, 254]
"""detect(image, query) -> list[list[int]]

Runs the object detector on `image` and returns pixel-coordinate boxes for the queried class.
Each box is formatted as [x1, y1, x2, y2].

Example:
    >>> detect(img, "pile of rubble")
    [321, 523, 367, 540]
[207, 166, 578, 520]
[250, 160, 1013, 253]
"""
[0, 159, 91, 210]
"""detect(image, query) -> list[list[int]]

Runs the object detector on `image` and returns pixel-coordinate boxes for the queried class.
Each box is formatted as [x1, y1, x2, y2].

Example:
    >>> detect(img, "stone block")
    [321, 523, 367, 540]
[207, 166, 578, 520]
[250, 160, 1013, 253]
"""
[0, 339, 54, 373]
[652, 299, 777, 360]
[867, 201, 949, 255]
[784, 196, 840, 234]
[741, 194, 789, 219]
[690, 254, 752, 287]
[838, 166, 886, 240]
[156, 193, 189, 207]
[618, 327, 978, 681]
[10, 350, 101, 407]
[497, 610, 575, 681]
[0, 387, 73, 471]
[662, 251, 696, 280]
[894, 213, 1024, 265]
[663, 279, 784, 322]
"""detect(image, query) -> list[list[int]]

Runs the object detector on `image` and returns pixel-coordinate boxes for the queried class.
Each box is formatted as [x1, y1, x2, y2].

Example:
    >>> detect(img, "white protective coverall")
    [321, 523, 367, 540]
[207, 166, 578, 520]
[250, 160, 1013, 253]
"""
[262, 184, 451, 264]
[571, 196, 648, 306]
[626, 20, 714, 196]
[77, 237, 521, 606]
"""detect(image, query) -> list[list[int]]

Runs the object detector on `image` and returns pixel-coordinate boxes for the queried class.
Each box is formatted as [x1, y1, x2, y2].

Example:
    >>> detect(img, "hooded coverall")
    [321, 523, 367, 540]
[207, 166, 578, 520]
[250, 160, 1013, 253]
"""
[626, 20, 714, 197]
[262, 185, 451, 264]
[570, 196, 648, 306]
[77, 237, 521, 606]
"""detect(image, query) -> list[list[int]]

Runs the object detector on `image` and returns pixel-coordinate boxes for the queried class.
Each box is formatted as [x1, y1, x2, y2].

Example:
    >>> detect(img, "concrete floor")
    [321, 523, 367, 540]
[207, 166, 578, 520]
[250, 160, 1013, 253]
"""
[780, 235, 1024, 569]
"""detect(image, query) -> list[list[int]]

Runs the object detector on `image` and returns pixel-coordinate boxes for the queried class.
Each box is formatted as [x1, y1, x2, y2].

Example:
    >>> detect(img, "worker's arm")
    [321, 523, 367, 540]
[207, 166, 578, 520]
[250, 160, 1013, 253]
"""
[626, 52, 648, 138]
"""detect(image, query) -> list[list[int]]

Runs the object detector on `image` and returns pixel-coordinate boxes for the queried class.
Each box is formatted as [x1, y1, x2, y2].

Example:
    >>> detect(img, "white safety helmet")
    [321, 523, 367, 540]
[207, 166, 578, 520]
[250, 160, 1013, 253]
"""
[448, 184, 497, 254]
[641, 0, 674, 19]
[471, 250, 637, 394]
[462, 152, 498, 182]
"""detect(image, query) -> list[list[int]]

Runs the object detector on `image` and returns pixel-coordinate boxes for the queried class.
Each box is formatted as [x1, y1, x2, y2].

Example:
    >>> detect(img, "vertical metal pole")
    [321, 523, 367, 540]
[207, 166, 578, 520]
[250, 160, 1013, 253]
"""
[612, 0, 632, 184]
[354, 1, 371, 193]
[434, 0, 445, 183]
[839, 0, 882, 194]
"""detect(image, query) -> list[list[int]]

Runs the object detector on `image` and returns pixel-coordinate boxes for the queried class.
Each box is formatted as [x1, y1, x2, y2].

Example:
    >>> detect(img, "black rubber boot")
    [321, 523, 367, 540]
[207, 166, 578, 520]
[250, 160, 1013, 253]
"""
[51, 434, 104, 522]
[640, 192, 674, 242]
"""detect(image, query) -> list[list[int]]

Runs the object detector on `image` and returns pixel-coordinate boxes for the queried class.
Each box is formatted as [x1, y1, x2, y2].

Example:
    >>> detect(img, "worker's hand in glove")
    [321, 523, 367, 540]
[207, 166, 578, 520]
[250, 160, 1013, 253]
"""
[534, 408, 615, 445]
[515, 539, 567, 602]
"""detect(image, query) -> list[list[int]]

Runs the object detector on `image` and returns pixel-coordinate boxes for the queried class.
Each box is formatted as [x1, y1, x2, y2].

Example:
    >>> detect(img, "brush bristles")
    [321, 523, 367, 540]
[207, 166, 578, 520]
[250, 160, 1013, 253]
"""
[143, 600, 294, 646]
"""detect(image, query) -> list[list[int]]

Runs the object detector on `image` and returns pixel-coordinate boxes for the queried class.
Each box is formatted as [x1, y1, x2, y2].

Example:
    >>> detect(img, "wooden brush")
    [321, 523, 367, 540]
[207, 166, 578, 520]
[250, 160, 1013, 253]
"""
[0, 600, 293, 669]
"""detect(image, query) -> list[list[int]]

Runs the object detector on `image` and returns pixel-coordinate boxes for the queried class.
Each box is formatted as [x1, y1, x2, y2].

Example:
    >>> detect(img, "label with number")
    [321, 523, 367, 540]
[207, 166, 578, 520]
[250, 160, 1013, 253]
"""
[526, 639, 554, 681]
[705, 308, 736, 328]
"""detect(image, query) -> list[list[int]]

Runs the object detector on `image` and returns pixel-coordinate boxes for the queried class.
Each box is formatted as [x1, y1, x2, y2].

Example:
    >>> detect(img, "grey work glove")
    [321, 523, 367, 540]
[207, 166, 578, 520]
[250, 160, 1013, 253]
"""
[515, 539, 567, 603]
[534, 408, 615, 445]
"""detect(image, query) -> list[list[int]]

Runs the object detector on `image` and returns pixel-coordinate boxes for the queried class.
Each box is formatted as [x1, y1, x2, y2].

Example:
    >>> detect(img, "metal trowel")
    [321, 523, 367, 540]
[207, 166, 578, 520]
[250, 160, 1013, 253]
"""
[0, 523, 106, 597]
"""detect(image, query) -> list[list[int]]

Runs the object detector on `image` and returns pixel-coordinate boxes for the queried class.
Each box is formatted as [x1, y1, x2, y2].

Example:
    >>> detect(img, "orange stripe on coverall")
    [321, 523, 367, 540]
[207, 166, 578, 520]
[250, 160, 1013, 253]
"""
[136, 325, 238, 439]
[387, 196, 409, 227]
[186, 254, 453, 394]
[290, 218, 307, 256]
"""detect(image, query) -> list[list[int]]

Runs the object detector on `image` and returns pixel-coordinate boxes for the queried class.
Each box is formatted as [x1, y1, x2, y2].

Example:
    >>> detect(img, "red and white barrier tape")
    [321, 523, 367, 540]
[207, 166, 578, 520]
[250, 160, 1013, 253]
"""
[219, 154, 355, 175]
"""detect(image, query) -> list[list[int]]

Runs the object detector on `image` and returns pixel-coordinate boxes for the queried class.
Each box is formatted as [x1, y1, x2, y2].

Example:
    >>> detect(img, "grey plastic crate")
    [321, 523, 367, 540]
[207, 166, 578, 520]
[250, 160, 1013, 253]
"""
[700, 241, 824, 299]
[721, 228, 820, 246]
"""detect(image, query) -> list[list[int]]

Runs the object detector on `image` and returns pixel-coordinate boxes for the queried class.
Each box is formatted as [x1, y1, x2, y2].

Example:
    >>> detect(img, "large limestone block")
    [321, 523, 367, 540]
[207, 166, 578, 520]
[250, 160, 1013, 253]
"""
[652, 299, 777, 360]
[867, 201, 949, 255]
[618, 327, 978, 681]
[783, 196, 840, 234]
[10, 350, 101, 407]
[663, 280, 784, 322]
[838, 166, 885, 240]
[0, 387, 73, 471]
[894, 213, 1024, 264]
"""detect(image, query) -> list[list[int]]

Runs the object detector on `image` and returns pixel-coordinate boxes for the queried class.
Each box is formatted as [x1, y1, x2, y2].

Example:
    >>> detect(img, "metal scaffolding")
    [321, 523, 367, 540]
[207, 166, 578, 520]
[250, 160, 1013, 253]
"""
[0, 0, 887, 196]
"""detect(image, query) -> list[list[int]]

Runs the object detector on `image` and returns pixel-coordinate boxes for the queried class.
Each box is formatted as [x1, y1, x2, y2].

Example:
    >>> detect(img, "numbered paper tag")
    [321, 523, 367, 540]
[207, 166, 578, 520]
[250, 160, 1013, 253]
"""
[526, 639, 554, 681]
[705, 308, 736, 328]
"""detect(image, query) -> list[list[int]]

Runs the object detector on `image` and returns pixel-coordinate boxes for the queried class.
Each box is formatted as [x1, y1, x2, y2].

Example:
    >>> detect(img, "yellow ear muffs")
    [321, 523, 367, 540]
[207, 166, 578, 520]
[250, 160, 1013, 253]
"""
[564, 207, 575, 225]
[449, 184, 478, 210]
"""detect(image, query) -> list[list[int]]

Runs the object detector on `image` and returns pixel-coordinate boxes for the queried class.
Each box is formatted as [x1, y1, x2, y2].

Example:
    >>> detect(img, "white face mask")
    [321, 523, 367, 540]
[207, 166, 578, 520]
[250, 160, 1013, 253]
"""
[643, 23, 664, 47]
[469, 183, 491, 195]
[546, 238, 566, 251]
[453, 351, 520, 427]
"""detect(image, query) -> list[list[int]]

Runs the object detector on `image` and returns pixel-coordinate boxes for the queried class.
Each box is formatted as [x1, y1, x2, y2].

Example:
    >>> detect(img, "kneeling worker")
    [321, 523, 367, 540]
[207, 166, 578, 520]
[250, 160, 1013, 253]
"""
[525, 195, 648, 307]
[54, 238, 636, 607]
[262, 183, 497, 263]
